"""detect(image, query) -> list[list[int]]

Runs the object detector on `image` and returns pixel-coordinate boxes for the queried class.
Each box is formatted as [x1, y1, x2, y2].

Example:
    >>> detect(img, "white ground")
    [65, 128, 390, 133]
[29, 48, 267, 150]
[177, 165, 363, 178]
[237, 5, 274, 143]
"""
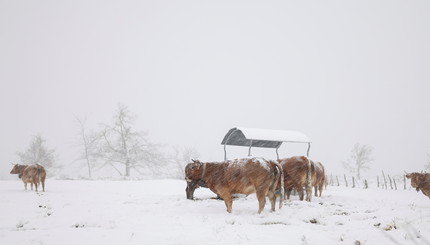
[0, 179, 429, 245]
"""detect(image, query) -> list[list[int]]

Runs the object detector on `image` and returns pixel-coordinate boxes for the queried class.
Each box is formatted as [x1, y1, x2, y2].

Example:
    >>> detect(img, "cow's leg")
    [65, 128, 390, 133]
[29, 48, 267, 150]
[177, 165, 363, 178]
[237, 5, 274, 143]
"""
[35, 183, 38, 192]
[31, 183, 34, 190]
[24, 182, 27, 190]
[256, 190, 267, 214]
[42, 180, 45, 192]
[185, 186, 191, 199]
[314, 186, 318, 197]
[285, 188, 291, 200]
[297, 186, 304, 201]
[305, 184, 312, 202]
[185, 182, 195, 200]
[267, 191, 276, 212]
[221, 194, 233, 213]
[318, 185, 323, 197]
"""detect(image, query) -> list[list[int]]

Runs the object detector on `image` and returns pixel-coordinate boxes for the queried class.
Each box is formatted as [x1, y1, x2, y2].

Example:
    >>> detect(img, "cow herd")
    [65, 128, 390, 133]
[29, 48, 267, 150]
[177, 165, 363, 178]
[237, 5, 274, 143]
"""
[185, 156, 326, 213]
[7, 160, 429, 213]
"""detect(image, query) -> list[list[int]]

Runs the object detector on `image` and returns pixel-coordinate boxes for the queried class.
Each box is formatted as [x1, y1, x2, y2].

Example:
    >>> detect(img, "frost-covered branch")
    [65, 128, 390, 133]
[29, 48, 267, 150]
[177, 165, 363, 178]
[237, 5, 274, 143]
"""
[343, 143, 374, 180]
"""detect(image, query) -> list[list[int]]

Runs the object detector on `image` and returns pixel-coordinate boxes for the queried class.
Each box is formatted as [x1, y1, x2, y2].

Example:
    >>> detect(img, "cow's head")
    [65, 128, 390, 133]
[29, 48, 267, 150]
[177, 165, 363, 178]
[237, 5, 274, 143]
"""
[10, 164, 22, 174]
[10, 164, 28, 178]
[184, 159, 204, 182]
[405, 172, 426, 191]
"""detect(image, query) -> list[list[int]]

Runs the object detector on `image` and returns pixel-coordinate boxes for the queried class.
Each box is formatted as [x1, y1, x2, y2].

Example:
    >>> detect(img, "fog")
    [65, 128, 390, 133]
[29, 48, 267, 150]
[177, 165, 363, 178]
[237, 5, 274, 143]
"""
[1, 0, 429, 179]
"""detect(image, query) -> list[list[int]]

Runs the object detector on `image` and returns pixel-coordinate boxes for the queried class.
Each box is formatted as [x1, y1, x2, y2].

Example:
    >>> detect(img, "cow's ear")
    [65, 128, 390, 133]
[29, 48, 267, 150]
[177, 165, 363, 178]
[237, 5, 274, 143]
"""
[192, 159, 202, 164]
[405, 174, 411, 179]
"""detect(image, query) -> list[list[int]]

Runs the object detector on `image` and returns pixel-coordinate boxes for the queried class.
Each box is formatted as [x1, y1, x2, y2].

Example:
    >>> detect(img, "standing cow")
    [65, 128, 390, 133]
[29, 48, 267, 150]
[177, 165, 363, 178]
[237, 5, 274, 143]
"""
[10, 164, 46, 192]
[279, 156, 312, 201]
[185, 158, 284, 213]
[405, 172, 430, 198]
[312, 161, 326, 197]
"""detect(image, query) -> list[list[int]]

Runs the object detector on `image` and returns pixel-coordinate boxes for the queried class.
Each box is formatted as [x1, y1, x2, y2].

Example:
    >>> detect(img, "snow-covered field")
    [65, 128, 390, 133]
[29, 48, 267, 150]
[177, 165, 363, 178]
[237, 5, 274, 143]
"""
[0, 179, 429, 245]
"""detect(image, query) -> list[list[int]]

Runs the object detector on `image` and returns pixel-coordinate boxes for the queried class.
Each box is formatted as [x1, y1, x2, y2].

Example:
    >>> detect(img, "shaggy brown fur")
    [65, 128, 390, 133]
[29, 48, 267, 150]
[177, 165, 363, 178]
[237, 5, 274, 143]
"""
[185, 158, 284, 213]
[312, 161, 325, 197]
[406, 172, 430, 198]
[279, 156, 312, 201]
[10, 164, 46, 192]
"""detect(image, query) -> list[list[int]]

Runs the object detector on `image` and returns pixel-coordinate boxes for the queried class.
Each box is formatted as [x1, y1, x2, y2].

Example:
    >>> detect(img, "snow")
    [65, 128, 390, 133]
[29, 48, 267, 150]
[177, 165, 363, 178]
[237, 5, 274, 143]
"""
[238, 127, 311, 143]
[1, 179, 429, 245]
[228, 157, 271, 171]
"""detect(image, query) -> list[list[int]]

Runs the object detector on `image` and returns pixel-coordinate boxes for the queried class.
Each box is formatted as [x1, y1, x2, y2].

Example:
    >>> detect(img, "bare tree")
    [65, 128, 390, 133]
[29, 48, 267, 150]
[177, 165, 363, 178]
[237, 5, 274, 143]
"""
[343, 143, 373, 180]
[17, 134, 57, 173]
[97, 103, 165, 177]
[425, 151, 430, 171]
[74, 117, 100, 178]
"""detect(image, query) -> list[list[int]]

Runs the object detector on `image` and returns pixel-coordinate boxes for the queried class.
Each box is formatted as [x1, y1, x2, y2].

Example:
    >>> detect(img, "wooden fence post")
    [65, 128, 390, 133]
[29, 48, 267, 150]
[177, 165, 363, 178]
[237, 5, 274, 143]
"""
[393, 178, 397, 190]
[344, 174, 348, 187]
[377, 176, 380, 188]
[336, 176, 340, 186]
[325, 175, 328, 188]
[382, 171, 388, 189]
[388, 174, 393, 190]
[364, 179, 368, 189]
[352, 176, 355, 188]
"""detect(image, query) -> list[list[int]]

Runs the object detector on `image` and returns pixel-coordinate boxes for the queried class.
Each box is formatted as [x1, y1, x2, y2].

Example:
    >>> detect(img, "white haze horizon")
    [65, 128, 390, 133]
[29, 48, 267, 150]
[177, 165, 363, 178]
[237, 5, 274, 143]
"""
[1, 0, 430, 180]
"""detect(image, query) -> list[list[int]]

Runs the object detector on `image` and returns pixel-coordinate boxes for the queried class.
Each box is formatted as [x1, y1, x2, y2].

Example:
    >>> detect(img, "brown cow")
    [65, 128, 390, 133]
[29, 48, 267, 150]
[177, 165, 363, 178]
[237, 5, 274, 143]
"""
[405, 172, 430, 198]
[279, 156, 312, 201]
[185, 158, 284, 213]
[312, 161, 325, 197]
[10, 164, 46, 192]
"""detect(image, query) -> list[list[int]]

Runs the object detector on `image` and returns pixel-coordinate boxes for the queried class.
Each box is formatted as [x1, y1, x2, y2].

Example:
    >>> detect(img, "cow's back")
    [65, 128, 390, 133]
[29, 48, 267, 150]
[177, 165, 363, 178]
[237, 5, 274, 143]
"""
[281, 156, 309, 188]
[207, 158, 273, 195]
[35, 164, 47, 181]
[22, 165, 38, 183]
[22, 164, 46, 186]
[315, 162, 325, 183]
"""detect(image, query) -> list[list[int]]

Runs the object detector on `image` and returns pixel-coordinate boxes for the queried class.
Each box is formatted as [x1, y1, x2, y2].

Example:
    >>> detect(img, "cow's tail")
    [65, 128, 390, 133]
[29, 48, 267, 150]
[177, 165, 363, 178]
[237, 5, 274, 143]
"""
[305, 156, 312, 202]
[37, 167, 42, 184]
[273, 161, 284, 209]
[35, 165, 43, 185]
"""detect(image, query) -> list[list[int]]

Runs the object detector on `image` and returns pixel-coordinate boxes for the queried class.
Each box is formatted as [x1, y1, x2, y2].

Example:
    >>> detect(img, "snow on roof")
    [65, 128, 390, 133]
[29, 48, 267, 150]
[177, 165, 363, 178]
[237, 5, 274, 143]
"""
[239, 127, 311, 143]
[221, 127, 311, 149]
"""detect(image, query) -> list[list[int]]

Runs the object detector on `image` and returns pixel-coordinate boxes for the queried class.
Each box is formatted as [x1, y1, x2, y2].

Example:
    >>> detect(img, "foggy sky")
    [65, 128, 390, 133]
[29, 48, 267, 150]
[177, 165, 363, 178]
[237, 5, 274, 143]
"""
[1, 0, 429, 179]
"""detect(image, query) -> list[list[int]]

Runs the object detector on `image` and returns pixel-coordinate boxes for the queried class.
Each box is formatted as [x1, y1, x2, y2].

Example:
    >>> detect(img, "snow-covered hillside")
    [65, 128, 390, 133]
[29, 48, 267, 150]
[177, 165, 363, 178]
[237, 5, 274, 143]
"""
[0, 179, 429, 245]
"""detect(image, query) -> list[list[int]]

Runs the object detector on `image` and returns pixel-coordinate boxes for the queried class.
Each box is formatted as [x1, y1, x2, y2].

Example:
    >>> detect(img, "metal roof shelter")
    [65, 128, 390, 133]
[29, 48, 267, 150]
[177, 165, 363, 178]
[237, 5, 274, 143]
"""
[221, 127, 311, 160]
